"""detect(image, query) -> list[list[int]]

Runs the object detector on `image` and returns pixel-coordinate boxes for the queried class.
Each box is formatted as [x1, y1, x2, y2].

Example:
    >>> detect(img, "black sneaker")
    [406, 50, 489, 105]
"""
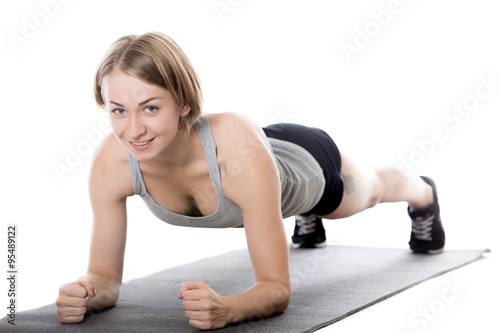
[408, 176, 445, 254]
[291, 214, 327, 248]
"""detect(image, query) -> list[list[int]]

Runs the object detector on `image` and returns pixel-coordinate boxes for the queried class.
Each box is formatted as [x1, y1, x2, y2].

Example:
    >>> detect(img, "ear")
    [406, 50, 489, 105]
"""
[181, 103, 192, 117]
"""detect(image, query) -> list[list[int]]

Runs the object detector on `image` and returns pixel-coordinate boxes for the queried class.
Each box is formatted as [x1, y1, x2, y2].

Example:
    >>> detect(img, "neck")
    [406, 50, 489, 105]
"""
[146, 127, 202, 169]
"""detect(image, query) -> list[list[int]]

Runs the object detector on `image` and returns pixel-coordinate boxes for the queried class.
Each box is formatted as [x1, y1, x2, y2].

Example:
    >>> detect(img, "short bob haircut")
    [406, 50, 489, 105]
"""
[94, 32, 203, 132]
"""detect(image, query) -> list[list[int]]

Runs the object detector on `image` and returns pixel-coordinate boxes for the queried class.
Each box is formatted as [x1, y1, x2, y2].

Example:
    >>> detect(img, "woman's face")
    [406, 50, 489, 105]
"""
[102, 69, 189, 162]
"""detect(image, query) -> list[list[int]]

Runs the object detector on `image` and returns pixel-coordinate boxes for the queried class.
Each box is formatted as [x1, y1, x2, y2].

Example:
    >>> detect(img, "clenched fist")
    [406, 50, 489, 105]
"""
[178, 281, 231, 330]
[56, 276, 96, 323]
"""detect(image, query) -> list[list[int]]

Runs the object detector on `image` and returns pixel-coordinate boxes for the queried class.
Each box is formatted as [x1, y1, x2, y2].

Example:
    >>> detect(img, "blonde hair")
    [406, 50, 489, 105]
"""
[94, 32, 203, 132]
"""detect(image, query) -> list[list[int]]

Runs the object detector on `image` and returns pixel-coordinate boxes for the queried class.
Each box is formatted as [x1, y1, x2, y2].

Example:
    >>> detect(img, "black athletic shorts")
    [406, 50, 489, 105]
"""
[262, 123, 344, 216]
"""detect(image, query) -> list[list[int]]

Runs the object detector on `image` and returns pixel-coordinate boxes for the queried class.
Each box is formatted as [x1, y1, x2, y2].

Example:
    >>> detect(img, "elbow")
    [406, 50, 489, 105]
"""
[103, 281, 122, 308]
[280, 289, 292, 313]
[106, 289, 121, 308]
[271, 282, 292, 314]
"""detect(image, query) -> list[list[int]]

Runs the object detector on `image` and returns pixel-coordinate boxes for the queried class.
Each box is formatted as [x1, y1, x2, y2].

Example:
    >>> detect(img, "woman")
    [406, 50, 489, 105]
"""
[56, 32, 445, 330]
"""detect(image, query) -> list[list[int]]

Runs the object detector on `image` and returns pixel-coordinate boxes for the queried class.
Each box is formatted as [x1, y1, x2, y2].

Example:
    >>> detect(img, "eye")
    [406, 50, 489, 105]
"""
[145, 106, 158, 113]
[112, 108, 126, 115]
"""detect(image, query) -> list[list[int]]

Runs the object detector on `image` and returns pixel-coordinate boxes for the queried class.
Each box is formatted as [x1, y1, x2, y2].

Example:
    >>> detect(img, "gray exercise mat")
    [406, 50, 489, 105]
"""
[1, 245, 489, 332]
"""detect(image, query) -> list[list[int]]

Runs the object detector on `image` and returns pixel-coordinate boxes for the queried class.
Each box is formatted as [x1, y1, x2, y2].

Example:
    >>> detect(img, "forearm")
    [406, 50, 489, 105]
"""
[85, 273, 121, 312]
[223, 280, 291, 324]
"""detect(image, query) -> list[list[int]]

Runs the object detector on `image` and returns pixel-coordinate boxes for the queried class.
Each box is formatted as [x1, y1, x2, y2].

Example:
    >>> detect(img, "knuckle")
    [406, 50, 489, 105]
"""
[60, 314, 78, 324]
[66, 314, 85, 323]
[200, 290, 211, 299]
[202, 320, 215, 330]
[199, 323, 210, 330]
[200, 301, 211, 311]
[199, 311, 211, 321]
[56, 295, 69, 308]
[77, 275, 89, 283]
[58, 284, 68, 295]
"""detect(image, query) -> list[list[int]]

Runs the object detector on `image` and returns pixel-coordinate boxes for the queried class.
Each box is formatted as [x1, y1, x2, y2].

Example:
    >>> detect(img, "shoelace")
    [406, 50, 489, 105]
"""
[412, 214, 434, 241]
[296, 215, 317, 236]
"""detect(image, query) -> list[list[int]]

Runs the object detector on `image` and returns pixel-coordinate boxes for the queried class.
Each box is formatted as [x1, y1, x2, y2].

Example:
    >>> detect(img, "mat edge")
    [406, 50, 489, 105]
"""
[302, 248, 491, 333]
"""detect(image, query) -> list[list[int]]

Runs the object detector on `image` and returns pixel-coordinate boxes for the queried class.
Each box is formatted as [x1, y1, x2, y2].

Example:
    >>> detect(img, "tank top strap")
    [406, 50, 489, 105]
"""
[128, 151, 143, 195]
[193, 115, 224, 197]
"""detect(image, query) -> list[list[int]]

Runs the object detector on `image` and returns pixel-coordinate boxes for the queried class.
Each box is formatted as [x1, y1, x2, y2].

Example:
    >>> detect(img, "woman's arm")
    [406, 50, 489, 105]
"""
[57, 134, 132, 322]
[178, 113, 291, 329]
[85, 163, 128, 312]
[224, 118, 291, 322]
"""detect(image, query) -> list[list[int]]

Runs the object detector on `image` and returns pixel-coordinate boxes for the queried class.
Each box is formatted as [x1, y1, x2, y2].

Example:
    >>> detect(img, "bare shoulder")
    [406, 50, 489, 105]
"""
[206, 112, 278, 203]
[208, 112, 257, 134]
[90, 133, 134, 201]
[207, 112, 270, 158]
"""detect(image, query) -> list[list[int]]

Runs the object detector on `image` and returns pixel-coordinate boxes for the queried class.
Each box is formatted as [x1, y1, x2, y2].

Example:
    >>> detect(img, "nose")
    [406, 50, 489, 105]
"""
[127, 114, 147, 139]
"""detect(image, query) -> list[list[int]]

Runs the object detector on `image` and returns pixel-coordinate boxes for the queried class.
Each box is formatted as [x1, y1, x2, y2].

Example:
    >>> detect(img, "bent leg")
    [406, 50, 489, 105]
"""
[318, 152, 434, 220]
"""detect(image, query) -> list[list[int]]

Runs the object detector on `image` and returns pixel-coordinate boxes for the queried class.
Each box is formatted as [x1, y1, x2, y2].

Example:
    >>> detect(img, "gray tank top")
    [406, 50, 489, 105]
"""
[128, 115, 325, 228]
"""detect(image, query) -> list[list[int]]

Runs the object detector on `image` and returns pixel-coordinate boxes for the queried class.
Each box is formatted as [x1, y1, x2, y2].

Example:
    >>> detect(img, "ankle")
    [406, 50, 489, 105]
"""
[409, 182, 434, 211]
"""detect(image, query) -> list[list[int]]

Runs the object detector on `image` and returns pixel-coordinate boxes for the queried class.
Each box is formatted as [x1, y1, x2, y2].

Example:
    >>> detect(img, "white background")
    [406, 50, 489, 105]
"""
[1, 0, 499, 332]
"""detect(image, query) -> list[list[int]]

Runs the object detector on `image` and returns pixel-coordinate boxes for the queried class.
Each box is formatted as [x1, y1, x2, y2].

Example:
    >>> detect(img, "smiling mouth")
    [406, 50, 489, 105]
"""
[130, 138, 155, 146]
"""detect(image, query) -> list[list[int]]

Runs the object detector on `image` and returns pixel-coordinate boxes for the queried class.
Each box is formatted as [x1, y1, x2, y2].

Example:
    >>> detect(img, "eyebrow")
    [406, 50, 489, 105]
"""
[109, 97, 163, 107]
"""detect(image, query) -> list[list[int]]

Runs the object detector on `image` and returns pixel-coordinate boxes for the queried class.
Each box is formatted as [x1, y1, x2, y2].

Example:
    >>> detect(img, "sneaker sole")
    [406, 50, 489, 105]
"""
[411, 247, 444, 255]
[291, 240, 327, 249]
